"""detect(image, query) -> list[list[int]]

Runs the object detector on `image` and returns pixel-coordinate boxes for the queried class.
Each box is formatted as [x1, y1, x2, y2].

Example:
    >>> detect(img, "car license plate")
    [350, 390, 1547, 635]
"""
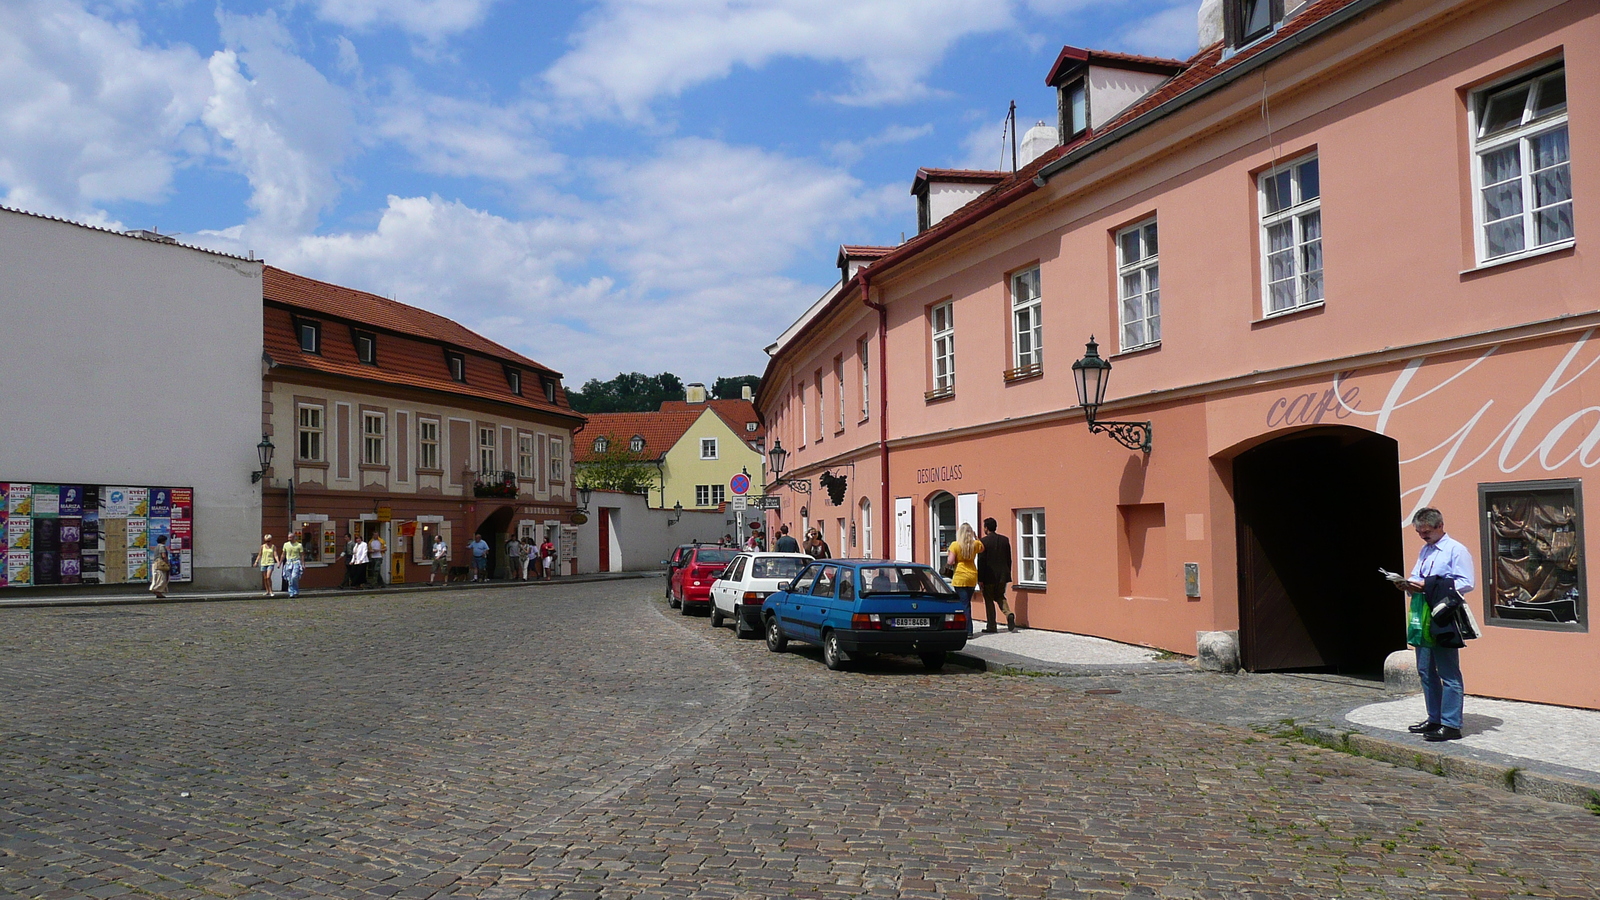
[891, 617, 931, 628]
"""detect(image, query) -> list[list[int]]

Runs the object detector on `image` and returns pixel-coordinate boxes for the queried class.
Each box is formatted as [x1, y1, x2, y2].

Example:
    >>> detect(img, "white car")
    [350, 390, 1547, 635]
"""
[709, 552, 815, 638]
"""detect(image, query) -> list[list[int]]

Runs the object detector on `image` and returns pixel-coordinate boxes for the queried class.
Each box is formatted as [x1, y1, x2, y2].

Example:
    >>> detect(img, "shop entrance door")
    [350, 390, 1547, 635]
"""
[1232, 427, 1405, 674]
[929, 492, 956, 563]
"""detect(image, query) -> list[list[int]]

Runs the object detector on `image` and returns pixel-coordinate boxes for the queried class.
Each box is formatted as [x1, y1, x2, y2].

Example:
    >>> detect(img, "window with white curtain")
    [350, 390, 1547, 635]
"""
[859, 338, 871, 420]
[1011, 267, 1042, 370]
[418, 419, 440, 470]
[1117, 219, 1160, 351]
[362, 412, 386, 466]
[517, 433, 534, 479]
[297, 404, 324, 462]
[1258, 155, 1322, 315]
[479, 426, 497, 474]
[930, 301, 955, 394]
[1473, 63, 1570, 263]
[549, 437, 564, 483]
[1017, 509, 1046, 586]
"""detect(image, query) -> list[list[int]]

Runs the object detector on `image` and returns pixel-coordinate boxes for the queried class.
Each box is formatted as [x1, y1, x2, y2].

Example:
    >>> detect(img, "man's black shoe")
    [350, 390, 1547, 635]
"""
[1408, 720, 1442, 734]
[983, 625, 999, 633]
[1424, 726, 1463, 742]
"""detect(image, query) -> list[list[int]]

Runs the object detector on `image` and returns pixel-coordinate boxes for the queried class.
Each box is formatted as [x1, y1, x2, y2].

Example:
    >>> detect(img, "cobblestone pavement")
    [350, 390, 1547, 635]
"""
[4, 582, 1600, 900]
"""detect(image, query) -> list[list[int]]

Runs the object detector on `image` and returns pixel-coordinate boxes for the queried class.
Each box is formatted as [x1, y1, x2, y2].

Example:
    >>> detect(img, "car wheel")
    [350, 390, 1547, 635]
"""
[822, 631, 849, 671]
[680, 597, 692, 615]
[920, 650, 946, 671]
[764, 615, 788, 652]
[733, 607, 751, 638]
[711, 606, 725, 628]
[668, 591, 680, 609]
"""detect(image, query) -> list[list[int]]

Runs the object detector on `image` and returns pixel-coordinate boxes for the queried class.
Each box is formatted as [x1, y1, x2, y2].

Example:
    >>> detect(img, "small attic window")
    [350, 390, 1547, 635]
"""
[1228, 0, 1283, 48]
[746, 423, 757, 432]
[446, 351, 466, 383]
[630, 435, 645, 452]
[297, 320, 321, 354]
[543, 377, 557, 403]
[505, 368, 522, 395]
[594, 437, 609, 452]
[353, 330, 377, 365]
[1059, 79, 1087, 142]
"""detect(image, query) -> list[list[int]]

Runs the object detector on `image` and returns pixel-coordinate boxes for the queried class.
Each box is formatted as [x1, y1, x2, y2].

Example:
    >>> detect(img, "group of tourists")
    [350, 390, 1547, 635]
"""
[484, 533, 558, 583]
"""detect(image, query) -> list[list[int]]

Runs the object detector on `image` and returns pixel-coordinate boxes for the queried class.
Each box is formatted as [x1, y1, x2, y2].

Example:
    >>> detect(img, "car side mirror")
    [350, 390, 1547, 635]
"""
[778, 581, 791, 592]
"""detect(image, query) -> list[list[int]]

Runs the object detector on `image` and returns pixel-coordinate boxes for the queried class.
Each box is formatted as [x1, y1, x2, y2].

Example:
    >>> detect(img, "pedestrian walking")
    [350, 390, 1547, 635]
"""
[256, 534, 278, 597]
[429, 533, 449, 585]
[1396, 507, 1476, 742]
[367, 533, 387, 586]
[540, 536, 556, 580]
[945, 522, 981, 632]
[338, 532, 358, 588]
[282, 531, 305, 598]
[468, 534, 490, 582]
[805, 529, 831, 559]
[745, 521, 766, 551]
[348, 534, 369, 588]
[774, 524, 800, 553]
[977, 517, 1016, 633]
[506, 533, 525, 581]
[518, 536, 534, 580]
[148, 534, 171, 599]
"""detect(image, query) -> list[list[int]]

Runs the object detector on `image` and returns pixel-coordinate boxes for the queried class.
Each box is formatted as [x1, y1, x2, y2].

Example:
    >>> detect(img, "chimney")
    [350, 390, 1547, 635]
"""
[1198, 0, 1224, 47]
[741, 385, 753, 401]
[685, 383, 708, 403]
[1018, 121, 1057, 167]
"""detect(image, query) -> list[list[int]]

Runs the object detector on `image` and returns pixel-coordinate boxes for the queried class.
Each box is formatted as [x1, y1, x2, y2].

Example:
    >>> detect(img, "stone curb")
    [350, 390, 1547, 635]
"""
[0, 570, 658, 609]
[951, 643, 1198, 678]
[1295, 724, 1600, 812]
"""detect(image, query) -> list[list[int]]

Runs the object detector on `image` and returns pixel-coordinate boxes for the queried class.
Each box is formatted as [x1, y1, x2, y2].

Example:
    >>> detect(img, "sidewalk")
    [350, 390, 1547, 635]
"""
[0, 569, 656, 609]
[955, 628, 1600, 810]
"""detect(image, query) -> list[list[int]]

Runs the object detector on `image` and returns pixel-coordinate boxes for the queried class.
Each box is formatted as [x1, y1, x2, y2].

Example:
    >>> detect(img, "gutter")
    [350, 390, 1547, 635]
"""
[1032, 0, 1388, 186]
[861, 275, 893, 559]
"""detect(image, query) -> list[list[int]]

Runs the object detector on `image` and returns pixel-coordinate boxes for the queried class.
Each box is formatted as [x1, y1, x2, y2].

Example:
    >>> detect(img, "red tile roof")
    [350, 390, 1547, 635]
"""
[262, 266, 579, 420]
[574, 408, 705, 462]
[1046, 46, 1187, 86]
[659, 398, 766, 442]
[911, 168, 1008, 194]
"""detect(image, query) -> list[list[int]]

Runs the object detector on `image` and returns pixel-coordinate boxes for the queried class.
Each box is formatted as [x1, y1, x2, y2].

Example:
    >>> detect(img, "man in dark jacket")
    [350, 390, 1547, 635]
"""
[774, 525, 801, 553]
[977, 518, 1016, 633]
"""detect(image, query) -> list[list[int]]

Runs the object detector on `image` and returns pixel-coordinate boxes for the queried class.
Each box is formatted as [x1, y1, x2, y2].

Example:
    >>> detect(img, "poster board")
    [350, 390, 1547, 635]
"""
[0, 481, 195, 589]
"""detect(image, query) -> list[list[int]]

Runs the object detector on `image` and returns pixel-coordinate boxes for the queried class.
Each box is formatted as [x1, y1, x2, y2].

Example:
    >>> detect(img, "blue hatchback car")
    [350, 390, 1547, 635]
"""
[763, 560, 969, 671]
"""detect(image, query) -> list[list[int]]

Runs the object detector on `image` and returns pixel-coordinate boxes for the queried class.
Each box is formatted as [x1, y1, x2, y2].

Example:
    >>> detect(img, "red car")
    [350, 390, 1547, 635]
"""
[670, 545, 740, 615]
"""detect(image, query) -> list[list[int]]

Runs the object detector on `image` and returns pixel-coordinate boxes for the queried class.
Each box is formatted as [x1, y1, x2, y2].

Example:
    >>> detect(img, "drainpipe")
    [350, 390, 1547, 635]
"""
[861, 275, 892, 559]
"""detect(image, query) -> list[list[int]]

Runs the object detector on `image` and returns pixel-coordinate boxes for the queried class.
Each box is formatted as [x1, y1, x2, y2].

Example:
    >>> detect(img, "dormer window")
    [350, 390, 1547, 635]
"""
[543, 377, 557, 403]
[353, 330, 377, 365]
[746, 423, 757, 432]
[630, 435, 645, 452]
[505, 368, 522, 396]
[297, 320, 321, 354]
[446, 351, 466, 383]
[593, 437, 609, 453]
[1228, 0, 1283, 48]
[1059, 79, 1087, 141]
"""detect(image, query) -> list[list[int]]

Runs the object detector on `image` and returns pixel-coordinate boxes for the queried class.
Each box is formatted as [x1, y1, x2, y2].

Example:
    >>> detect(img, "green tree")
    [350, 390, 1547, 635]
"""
[712, 375, 761, 400]
[574, 439, 658, 496]
[568, 372, 685, 412]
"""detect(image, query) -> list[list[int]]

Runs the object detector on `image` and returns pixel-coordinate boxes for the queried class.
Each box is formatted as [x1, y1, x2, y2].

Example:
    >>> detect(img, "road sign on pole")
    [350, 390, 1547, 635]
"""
[731, 497, 748, 511]
[757, 495, 782, 510]
[730, 473, 750, 495]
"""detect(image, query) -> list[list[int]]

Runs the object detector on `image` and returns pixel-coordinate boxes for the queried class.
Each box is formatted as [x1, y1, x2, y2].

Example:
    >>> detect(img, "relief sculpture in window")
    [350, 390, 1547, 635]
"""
[1482, 482, 1584, 626]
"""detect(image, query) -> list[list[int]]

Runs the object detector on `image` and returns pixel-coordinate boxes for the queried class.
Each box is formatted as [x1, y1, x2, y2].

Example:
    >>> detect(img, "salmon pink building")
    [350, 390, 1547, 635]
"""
[757, 0, 1599, 710]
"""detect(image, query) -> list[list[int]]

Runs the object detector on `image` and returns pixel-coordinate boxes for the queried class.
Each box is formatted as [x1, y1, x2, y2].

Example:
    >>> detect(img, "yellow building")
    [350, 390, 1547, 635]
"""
[576, 387, 765, 512]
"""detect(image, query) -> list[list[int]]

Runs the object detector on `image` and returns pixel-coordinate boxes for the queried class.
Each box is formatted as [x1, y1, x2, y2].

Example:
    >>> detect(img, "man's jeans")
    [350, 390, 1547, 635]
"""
[1416, 645, 1463, 729]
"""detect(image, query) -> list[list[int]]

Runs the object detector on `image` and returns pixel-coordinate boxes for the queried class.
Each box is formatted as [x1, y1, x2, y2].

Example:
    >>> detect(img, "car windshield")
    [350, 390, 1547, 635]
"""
[858, 566, 956, 596]
[693, 549, 738, 564]
[752, 557, 808, 579]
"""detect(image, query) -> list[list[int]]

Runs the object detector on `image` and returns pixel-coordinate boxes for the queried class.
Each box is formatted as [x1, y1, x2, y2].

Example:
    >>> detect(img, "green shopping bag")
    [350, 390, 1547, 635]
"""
[1406, 592, 1433, 647]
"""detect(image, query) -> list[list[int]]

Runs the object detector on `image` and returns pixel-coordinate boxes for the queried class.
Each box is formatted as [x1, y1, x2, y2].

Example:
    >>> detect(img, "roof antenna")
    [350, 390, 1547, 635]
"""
[1007, 100, 1018, 173]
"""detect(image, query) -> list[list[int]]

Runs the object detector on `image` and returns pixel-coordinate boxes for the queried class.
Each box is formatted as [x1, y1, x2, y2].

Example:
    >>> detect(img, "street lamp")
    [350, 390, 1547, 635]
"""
[668, 501, 684, 526]
[1071, 337, 1152, 453]
[252, 433, 275, 483]
[765, 439, 811, 493]
[577, 485, 592, 513]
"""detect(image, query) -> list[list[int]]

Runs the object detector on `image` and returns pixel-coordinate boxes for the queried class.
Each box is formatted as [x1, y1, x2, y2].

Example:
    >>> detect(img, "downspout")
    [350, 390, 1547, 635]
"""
[862, 275, 892, 559]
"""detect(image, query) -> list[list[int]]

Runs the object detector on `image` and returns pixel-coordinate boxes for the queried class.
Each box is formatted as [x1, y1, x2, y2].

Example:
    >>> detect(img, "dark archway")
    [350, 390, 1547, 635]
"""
[1232, 426, 1406, 674]
[476, 506, 515, 579]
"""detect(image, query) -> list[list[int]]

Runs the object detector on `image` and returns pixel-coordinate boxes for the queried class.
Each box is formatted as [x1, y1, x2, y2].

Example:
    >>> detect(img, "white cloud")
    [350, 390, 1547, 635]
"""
[544, 0, 1017, 118]
[375, 75, 565, 185]
[310, 0, 499, 42]
[203, 11, 356, 235]
[0, 0, 211, 219]
[1115, 1, 1200, 59]
[827, 123, 934, 166]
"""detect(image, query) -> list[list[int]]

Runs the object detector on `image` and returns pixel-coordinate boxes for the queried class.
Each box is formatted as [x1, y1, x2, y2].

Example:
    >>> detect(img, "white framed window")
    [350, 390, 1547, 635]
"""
[479, 426, 497, 474]
[362, 412, 386, 466]
[799, 380, 808, 446]
[1059, 79, 1086, 141]
[354, 332, 376, 365]
[859, 338, 871, 420]
[506, 369, 522, 395]
[418, 419, 440, 470]
[447, 352, 466, 382]
[694, 484, 726, 507]
[517, 433, 535, 479]
[297, 404, 324, 462]
[627, 435, 643, 452]
[1011, 267, 1042, 369]
[549, 437, 564, 483]
[1258, 155, 1323, 315]
[1472, 63, 1571, 263]
[859, 498, 872, 557]
[593, 436, 608, 453]
[834, 356, 845, 431]
[930, 301, 955, 394]
[700, 437, 718, 459]
[297, 321, 320, 354]
[1228, 0, 1282, 48]
[1117, 220, 1161, 351]
[814, 370, 824, 440]
[1017, 509, 1046, 586]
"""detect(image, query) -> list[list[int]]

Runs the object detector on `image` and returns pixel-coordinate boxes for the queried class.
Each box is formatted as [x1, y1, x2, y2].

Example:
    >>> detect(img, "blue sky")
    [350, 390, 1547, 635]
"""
[0, 0, 1201, 387]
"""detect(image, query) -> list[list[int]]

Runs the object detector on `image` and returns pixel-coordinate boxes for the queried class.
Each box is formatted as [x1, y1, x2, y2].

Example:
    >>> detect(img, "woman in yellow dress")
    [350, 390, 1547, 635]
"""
[257, 534, 278, 597]
[946, 522, 981, 633]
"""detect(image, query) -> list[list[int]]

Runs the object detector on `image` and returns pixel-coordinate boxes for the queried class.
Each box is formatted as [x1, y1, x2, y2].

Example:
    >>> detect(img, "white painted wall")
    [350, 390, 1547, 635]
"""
[1088, 67, 1174, 131]
[927, 182, 992, 228]
[573, 489, 735, 574]
[0, 210, 264, 590]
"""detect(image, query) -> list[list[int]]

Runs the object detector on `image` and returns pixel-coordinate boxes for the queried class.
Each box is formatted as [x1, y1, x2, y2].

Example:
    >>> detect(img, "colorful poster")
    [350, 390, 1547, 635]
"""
[146, 519, 171, 564]
[31, 485, 59, 518]
[100, 517, 127, 585]
[7, 517, 32, 551]
[126, 517, 147, 550]
[128, 488, 149, 517]
[59, 556, 81, 584]
[170, 517, 191, 551]
[59, 518, 81, 546]
[171, 488, 192, 519]
[102, 487, 132, 519]
[79, 554, 98, 584]
[8, 483, 33, 517]
[149, 488, 173, 519]
[176, 550, 192, 581]
[8, 549, 33, 586]
[58, 485, 84, 517]
[126, 548, 148, 582]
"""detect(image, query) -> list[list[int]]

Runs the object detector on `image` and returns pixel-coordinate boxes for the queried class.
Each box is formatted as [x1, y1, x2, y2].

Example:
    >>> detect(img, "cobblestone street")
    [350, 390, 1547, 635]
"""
[4, 581, 1600, 899]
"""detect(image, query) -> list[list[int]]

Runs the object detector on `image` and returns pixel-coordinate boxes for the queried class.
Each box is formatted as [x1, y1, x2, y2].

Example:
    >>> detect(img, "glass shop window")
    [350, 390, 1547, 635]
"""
[1480, 479, 1586, 630]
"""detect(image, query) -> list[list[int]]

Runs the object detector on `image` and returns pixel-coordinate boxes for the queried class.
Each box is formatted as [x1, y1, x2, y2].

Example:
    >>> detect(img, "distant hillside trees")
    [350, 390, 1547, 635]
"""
[568, 372, 761, 412]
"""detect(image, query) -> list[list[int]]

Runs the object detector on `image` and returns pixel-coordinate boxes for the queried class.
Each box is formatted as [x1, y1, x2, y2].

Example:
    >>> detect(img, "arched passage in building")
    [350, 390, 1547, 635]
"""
[476, 505, 516, 578]
[1230, 426, 1407, 674]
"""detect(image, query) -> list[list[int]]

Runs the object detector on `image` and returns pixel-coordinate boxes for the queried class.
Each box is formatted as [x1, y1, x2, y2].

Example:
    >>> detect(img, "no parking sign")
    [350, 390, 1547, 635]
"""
[729, 473, 750, 495]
